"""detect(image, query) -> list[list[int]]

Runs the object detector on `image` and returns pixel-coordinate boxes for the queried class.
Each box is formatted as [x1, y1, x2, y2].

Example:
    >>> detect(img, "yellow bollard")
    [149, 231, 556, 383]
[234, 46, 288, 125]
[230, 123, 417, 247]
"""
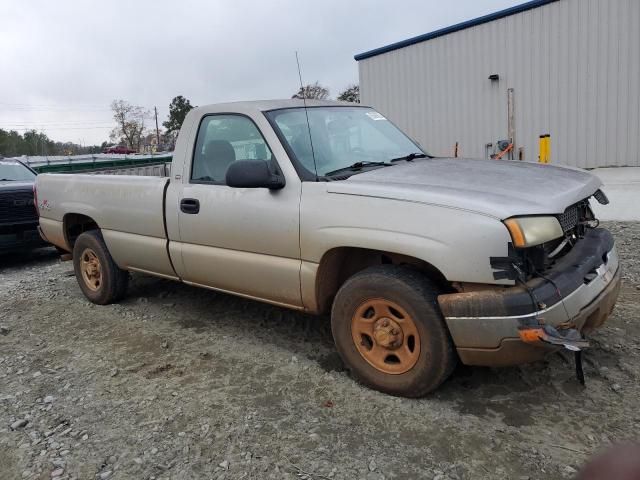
[539, 134, 551, 164]
[546, 134, 551, 164]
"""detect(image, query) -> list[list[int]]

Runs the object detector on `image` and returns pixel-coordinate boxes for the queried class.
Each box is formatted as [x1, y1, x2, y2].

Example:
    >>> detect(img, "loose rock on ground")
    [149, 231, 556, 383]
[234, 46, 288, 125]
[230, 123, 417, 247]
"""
[1, 221, 639, 479]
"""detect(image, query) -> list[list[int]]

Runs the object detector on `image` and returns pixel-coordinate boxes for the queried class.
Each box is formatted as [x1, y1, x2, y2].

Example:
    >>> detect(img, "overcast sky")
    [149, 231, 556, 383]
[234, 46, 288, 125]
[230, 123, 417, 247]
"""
[0, 0, 520, 145]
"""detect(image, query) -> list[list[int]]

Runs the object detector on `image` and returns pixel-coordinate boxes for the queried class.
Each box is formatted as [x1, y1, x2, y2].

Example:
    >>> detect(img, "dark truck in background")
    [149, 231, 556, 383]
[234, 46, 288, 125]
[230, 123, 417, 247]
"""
[0, 158, 44, 253]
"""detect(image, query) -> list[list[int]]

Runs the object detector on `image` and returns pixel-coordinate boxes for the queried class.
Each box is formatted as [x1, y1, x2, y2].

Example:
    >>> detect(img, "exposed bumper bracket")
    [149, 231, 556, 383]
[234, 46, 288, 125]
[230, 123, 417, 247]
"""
[518, 324, 589, 350]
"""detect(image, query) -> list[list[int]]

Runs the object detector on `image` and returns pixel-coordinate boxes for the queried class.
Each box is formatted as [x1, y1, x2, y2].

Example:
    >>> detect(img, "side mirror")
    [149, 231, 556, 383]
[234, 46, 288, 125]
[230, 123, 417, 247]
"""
[225, 160, 285, 190]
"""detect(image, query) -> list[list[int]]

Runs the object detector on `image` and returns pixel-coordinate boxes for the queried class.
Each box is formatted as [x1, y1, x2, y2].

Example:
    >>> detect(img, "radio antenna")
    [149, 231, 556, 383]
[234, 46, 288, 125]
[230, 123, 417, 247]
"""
[295, 51, 319, 181]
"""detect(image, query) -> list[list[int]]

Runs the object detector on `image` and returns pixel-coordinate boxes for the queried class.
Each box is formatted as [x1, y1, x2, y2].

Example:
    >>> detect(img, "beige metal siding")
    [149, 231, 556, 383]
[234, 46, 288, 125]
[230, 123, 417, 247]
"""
[359, 0, 640, 168]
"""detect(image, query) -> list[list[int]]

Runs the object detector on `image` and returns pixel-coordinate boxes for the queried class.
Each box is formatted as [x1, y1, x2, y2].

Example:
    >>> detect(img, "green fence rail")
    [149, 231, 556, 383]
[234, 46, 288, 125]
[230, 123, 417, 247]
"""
[30, 155, 173, 174]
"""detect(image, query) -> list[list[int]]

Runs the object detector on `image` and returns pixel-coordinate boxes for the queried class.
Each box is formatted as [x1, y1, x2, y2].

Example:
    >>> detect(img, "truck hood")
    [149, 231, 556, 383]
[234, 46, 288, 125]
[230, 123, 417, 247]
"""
[326, 158, 602, 219]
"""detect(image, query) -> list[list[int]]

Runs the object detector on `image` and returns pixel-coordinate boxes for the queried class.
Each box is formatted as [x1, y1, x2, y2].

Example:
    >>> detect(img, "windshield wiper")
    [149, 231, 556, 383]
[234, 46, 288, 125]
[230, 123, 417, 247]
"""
[390, 152, 427, 163]
[324, 161, 393, 177]
[0, 178, 16, 181]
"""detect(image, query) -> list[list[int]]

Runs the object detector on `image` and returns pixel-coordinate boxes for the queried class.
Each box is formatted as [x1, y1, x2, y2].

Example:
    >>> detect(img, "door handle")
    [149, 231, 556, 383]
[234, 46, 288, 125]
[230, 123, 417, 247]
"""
[180, 198, 200, 214]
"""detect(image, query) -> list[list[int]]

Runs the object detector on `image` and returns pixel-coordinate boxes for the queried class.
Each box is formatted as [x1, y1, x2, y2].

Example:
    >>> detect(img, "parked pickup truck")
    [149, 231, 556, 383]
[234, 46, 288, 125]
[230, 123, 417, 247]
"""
[36, 100, 620, 397]
[0, 158, 45, 252]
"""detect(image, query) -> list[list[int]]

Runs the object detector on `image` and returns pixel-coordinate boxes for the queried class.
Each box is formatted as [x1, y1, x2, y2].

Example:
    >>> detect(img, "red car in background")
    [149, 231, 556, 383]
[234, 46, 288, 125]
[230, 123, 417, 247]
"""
[103, 145, 137, 154]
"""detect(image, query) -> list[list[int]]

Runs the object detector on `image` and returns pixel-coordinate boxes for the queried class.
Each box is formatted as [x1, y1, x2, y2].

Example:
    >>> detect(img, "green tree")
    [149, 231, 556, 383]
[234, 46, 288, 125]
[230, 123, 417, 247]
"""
[292, 82, 330, 100]
[0, 129, 55, 156]
[0, 129, 20, 157]
[23, 130, 56, 156]
[163, 95, 194, 134]
[337, 84, 360, 103]
[0, 128, 104, 157]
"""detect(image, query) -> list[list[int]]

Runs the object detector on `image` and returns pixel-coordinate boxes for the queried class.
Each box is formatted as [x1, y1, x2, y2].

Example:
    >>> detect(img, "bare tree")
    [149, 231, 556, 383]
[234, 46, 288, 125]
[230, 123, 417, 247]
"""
[292, 82, 330, 100]
[110, 100, 149, 150]
[337, 84, 360, 103]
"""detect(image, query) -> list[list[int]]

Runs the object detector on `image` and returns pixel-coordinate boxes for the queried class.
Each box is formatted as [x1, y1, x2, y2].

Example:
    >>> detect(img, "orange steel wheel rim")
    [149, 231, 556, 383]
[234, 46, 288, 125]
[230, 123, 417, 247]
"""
[80, 248, 102, 292]
[351, 298, 420, 374]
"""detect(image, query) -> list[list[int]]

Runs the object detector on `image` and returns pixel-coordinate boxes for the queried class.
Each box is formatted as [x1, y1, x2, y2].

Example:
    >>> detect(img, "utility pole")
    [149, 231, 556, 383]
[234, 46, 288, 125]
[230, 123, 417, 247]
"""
[154, 106, 161, 152]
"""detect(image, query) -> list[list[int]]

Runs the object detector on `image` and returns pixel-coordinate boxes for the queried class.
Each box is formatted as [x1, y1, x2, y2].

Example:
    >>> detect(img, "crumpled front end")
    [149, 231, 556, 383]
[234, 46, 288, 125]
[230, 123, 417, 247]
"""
[438, 228, 621, 366]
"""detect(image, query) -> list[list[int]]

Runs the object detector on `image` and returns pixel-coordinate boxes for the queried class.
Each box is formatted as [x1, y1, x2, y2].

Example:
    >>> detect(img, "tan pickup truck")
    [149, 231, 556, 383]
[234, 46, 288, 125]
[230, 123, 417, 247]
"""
[36, 100, 620, 396]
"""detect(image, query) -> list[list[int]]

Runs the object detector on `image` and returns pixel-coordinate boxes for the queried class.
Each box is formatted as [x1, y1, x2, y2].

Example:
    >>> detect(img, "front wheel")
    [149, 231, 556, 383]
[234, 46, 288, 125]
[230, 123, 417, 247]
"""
[331, 265, 456, 397]
[73, 230, 129, 305]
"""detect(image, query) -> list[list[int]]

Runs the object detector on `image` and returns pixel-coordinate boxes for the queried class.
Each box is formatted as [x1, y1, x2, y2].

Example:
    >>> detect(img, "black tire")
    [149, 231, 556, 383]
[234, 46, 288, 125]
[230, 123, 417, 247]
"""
[73, 230, 129, 305]
[331, 265, 456, 397]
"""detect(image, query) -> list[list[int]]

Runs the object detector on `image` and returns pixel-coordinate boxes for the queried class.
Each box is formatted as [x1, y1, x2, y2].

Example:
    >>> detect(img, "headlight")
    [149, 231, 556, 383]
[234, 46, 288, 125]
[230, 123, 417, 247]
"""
[503, 216, 564, 248]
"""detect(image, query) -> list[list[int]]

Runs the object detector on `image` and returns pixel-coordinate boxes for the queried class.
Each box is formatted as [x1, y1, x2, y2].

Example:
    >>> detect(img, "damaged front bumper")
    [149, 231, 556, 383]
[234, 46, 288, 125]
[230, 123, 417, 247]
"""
[438, 228, 621, 366]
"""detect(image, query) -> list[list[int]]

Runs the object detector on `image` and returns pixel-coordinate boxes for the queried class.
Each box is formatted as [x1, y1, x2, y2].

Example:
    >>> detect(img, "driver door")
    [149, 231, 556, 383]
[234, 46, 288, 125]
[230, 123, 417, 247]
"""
[173, 114, 303, 308]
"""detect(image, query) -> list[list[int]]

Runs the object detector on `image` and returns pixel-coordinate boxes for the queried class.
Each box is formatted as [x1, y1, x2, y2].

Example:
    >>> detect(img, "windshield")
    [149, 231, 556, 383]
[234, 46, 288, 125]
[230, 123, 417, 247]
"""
[266, 107, 425, 178]
[0, 161, 36, 181]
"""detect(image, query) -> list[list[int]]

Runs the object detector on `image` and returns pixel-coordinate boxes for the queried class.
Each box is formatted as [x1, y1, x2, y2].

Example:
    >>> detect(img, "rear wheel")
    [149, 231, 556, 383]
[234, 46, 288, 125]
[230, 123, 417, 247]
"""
[73, 230, 128, 304]
[331, 265, 456, 397]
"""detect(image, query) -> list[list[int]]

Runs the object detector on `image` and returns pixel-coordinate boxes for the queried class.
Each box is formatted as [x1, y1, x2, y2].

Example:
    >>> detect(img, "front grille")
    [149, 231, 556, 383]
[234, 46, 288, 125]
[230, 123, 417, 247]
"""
[0, 190, 38, 224]
[558, 204, 579, 233]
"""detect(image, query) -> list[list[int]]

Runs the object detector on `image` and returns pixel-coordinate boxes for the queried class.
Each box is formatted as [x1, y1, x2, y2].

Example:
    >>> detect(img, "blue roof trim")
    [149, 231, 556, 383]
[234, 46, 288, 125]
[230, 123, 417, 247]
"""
[354, 0, 560, 61]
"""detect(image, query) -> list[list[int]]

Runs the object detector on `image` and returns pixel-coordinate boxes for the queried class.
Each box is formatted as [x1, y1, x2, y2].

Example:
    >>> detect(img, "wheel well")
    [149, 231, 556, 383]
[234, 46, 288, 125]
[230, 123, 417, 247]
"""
[314, 247, 449, 315]
[63, 213, 99, 251]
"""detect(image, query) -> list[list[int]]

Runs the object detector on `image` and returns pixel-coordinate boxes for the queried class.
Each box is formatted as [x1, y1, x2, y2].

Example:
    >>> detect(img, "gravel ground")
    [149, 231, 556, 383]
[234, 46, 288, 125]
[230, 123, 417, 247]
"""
[1, 222, 639, 480]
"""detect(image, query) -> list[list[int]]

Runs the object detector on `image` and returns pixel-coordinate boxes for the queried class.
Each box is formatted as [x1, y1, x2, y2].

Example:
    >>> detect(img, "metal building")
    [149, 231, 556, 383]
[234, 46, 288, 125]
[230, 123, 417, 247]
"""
[356, 0, 640, 168]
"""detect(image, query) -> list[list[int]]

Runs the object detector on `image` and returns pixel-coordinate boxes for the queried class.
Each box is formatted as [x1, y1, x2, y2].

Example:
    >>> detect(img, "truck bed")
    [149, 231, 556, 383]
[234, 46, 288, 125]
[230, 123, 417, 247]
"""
[87, 162, 171, 177]
[37, 174, 176, 278]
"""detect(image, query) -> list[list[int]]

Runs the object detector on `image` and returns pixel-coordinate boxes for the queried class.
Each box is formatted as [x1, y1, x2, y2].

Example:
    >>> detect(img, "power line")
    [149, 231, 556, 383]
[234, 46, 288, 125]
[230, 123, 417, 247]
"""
[0, 101, 110, 106]
[0, 101, 111, 109]
[0, 105, 109, 109]
[0, 101, 167, 139]
[0, 107, 112, 113]
[0, 120, 113, 124]
[4, 126, 113, 131]
[0, 122, 114, 127]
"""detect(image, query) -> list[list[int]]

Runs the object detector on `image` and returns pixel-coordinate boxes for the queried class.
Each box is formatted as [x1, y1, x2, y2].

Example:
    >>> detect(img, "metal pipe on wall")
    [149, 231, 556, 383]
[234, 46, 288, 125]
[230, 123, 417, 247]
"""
[507, 88, 516, 160]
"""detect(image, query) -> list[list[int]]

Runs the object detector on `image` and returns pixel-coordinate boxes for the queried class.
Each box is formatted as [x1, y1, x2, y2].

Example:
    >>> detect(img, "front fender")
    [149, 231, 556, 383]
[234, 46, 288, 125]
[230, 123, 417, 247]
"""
[301, 186, 513, 285]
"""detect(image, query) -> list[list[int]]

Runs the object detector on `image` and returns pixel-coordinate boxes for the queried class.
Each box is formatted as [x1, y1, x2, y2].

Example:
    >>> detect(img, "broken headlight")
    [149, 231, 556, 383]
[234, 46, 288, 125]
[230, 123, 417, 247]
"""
[503, 216, 564, 248]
